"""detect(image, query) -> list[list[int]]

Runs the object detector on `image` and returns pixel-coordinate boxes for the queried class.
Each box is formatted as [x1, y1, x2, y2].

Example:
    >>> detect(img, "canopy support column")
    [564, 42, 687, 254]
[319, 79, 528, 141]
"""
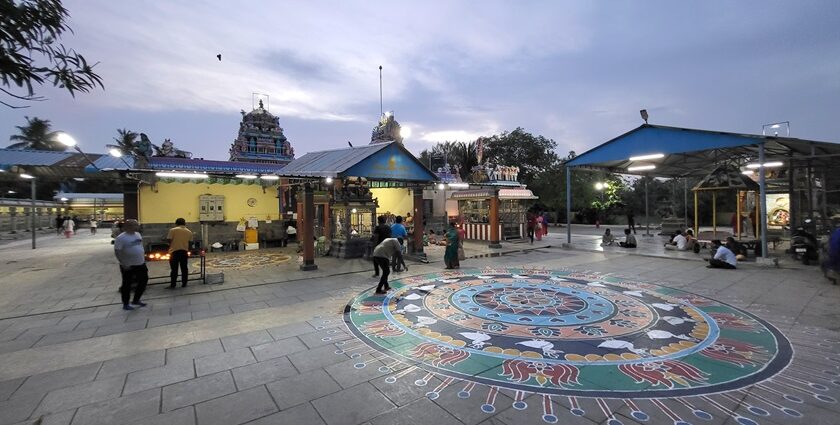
[736, 191, 741, 239]
[644, 176, 650, 236]
[712, 192, 717, 240]
[488, 189, 501, 248]
[759, 142, 768, 258]
[300, 182, 318, 271]
[31, 178, 36, 250]
[566, 167, 571, 244]
[683, 178, 688, 228]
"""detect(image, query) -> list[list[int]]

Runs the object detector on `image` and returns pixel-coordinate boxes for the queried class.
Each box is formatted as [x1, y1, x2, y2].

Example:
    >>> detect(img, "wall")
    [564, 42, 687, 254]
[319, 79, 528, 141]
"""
[139, 181, 280, 225]
[370, 188, 413, 217]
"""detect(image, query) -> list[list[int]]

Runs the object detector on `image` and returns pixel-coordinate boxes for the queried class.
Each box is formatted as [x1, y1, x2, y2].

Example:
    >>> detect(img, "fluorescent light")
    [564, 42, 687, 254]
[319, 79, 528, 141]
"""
[628, 153, 665, 161]
[742, 170, 754, 175]
[73, 177, 85, 182]
[235, 174, 258, 179]
[259, 175, 280, 180]
[771, 124, 781, 129]
[437, 183, 446, 190]
[156, 172, 209, 179]
[448, 182, 469, 189]
[60, 197, 69, 201]
[325, 177, 334, 184]
[627, 165, 656, 172]
[56, 132, 77, 147]
[746, 161, 783, 169]
[7, 190, 16, 194]
[109, 148, 123, 157]
[19, 173, 35, 179]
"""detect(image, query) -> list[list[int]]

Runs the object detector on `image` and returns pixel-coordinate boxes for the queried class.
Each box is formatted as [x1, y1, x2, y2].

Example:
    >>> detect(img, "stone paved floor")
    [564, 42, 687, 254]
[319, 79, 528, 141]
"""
[0, 229, 836, 425]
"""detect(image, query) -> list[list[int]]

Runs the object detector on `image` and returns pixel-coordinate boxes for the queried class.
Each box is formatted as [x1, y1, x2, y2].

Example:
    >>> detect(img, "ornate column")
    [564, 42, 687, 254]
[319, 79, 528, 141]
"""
[488, 189, 502, 248]
[300, 182, 317, 271]
[408, 187, 427, 261]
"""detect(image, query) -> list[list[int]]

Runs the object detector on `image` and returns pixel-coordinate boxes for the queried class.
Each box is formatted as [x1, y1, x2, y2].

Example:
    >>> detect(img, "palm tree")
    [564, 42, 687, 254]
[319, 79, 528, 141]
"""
[7, 116, 63, 150]
[110, 128, 139, 156]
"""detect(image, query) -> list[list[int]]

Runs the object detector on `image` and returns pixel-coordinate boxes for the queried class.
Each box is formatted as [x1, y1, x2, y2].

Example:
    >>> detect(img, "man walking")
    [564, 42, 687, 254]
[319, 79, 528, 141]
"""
[55, 214, 64, 236]
[390, 216, 408, 271]
[167, 218, 193, 288]
[114, 219, 148, 310]
[371, 215, 391, 277]
[372, 237, 401, 294]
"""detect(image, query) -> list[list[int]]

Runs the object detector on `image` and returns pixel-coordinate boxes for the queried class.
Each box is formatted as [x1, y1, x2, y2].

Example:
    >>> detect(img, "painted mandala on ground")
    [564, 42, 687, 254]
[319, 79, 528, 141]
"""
[340, 268, 829, 425]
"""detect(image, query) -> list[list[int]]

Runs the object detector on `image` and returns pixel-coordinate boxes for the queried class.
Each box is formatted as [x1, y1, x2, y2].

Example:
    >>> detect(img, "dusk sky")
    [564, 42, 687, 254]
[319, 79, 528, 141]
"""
[2, 1, 839, 159]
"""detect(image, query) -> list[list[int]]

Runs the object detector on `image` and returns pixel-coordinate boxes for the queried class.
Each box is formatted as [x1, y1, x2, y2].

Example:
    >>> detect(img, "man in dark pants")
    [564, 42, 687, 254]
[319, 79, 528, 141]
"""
[166, 218, 193, 288]
[371, 215, 391, 278]
[114, 220, 148, 310]
[707, 239, 737, 269]
[372, 238, 401, 294]
[626, 211, 636, 234]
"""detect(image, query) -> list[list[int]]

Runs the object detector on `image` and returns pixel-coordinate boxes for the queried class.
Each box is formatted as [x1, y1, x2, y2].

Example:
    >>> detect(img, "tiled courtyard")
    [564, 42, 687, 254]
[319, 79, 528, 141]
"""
[0, 230, 837, 425]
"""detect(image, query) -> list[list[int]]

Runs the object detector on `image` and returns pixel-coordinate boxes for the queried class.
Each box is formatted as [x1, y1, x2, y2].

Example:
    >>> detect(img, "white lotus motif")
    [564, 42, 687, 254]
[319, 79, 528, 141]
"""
[516, 339, 563, 358]
[459, 332, 492, 348]
[414, 316, 437, 327]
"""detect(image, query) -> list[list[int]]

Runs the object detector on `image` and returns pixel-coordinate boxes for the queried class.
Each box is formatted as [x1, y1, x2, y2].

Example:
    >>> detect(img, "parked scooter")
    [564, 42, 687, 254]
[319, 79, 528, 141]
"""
[791, 219, 820, 265]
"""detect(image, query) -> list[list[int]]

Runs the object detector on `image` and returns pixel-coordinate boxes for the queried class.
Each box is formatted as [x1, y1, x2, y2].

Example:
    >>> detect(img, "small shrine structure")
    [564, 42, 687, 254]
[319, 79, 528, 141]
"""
[229, 100, 295, 165]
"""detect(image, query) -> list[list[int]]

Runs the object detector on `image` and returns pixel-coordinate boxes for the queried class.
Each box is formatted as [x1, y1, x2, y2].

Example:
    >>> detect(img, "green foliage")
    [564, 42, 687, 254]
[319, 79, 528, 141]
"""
[7, 116, 64, 150]
[482, 127, 560, 187]
[1, 0, 103, 108]
[418, 141, 477, 181]
[112, 128, 138, 155]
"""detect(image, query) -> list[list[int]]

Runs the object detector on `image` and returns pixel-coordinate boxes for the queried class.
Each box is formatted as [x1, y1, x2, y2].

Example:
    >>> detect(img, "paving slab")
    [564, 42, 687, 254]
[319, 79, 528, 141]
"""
[250, 336, 308, 362]
[12, 362, 101, 400]
[219, 330, 273, 351]
[370, 397, 461, 425]
[265, 368, 342, 410]
[194, 385, 278, 425]
[0, 392, 42, 425]
[288, 344, 346, 372]
[312, 382, 394, 425]
[166, 339, 223, 364]
[194, 348, 256, 377]
[250, 402, 326, 425]
[97, 350, 166, 379]
[34, 374, 125, 416]
[231, 356, 297, 390]
[123, 360, 195, 395]
[162, 371, 236, 412]
[71, 387, 161, 425]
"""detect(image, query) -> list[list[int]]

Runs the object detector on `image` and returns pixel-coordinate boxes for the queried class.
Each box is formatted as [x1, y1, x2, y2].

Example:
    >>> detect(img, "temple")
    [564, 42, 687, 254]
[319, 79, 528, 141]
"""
[229, 100, 295, 165]
[370, 111, 403, 145]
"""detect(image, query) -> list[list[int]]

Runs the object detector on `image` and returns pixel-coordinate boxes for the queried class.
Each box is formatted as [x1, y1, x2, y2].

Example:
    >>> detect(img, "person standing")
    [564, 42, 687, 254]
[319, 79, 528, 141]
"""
[371, 216, 392, 277]
[62, 216, 75, 238]
[372, 237, 401, 294]
[444, 221, 460, 269]
[390, 216, 408, 271]
[166, 218, 193, 288]
[89, 218, 98, 235]
[113, 219, 148, 310]
[55, 214, 64, 236]
[535, 213, 544, 241]
[626, 210, 636, 234]
[526, 211, 536, 244]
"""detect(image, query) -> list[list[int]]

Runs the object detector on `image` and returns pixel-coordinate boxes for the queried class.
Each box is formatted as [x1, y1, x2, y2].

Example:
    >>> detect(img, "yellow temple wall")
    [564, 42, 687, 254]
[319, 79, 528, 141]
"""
[370, 188, 413, 217]
[139, 181, 279, 224]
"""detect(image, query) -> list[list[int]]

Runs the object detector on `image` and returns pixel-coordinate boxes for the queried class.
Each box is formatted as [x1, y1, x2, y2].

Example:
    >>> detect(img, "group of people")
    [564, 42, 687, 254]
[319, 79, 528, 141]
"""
[55, 215, 77, 238]
[664, 229, 700, 253]
[601, 228, 637, 248]
[526, 211, 550, 244]
[113, 217, 195, 310]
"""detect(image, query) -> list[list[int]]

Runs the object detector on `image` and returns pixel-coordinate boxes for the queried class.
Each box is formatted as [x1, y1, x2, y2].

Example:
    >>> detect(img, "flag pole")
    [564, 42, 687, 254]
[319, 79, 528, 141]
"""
[379, 65, 383, 117]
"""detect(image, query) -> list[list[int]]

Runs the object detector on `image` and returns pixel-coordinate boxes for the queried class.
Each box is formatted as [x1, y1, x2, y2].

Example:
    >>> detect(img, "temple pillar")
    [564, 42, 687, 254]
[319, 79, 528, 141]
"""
[489, 189, 502, 248]
[408, 187, 427, 261]
[123, 181, 139, 220]
[300, 182, 317, 271]
[9, 207, 17, 234]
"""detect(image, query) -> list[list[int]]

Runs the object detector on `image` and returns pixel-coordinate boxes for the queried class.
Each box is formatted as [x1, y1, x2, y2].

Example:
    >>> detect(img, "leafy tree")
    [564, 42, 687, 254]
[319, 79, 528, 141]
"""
[418, 141, 477, 180]
[111, 128, 138, 156]
[1, 0, 103, 108]
[7, 116, 64, 150]
[483, 127, 560, 187]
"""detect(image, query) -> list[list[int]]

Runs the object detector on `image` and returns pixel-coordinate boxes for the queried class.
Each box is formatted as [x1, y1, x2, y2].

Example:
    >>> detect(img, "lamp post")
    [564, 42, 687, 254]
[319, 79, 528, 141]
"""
[594, 182, 605, 229]
[761, 122, 790, 137]
[20, 173, 36, 249]
[57, 132, 100, 171]
[109, 148, 134, 168]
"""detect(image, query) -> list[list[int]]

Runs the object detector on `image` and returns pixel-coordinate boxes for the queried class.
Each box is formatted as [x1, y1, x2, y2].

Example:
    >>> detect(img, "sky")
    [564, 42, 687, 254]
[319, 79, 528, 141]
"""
[2, 1, 839, 160]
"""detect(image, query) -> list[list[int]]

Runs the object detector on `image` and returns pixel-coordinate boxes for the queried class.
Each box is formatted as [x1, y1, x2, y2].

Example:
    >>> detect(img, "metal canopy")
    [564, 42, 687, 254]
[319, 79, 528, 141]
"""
[0, 148, 119, 180]
[565, 124, 840, 177]
[279, 142, 437, 182]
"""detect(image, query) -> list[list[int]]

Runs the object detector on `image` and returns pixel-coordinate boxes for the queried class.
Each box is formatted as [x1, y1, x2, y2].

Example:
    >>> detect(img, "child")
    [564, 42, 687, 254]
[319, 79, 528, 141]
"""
[619, 228, 637, 248]
[601, 228, 615, 246]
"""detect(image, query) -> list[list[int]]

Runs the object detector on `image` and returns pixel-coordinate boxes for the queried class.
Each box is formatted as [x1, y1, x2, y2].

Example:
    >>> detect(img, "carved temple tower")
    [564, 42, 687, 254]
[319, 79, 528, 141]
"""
[370, 111, 404, 145]
[229, 100, 295, 165]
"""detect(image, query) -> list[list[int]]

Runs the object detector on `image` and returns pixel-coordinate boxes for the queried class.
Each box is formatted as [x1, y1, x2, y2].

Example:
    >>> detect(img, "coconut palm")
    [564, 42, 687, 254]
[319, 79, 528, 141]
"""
[7, 116, 63, 150]
[109, 128, 139, 156]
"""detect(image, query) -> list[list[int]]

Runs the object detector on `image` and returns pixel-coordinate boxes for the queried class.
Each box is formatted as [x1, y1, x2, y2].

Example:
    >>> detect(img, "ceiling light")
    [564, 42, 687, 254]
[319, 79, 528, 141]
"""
[235, 174, 258, 179]
[627, 165, 656, 172]
[19, 173, 35, 179]
[259, 175, 280, 181]
[7, 190, 16, 194]
[109, 148, 123, 158]
[628, 153, 665, 161]
[60, 197, 69, 201]
[325, 177, 334, 184]
[741, 170, 754, 175]
[745, 161, 783, 169]
[437, 183, 446, 190]
[73, 177, 85, 181]
[156, 172, 209, 179]
[448, 182, 469, 189]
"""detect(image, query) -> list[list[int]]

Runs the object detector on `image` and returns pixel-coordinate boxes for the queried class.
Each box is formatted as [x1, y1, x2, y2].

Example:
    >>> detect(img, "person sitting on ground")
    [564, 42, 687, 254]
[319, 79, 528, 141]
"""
[725, 236, 748, 260]
[665, 230, 688, 251]
[285, 223, 297, 241]
[601, 228, 616, 246]
[684, 229, 700, 253]
[619, 228, 637, 248]
[427, 229, 437, 245]
[707, 239, 737, 269]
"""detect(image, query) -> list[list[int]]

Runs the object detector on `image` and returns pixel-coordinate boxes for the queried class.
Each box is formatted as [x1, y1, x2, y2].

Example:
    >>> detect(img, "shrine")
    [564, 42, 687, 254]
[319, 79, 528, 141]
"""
[229, 100, 295, 165]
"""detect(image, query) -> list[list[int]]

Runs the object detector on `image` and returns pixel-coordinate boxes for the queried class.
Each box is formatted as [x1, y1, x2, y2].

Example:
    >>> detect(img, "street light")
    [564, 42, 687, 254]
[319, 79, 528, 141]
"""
[594, 182, 606, 228]
[762, 121, 790, 137]
[325, 177, 334, 184]
[594, 182, 605, 191]
[19, 173, 36, 249]
[109, 148, 134, 169]
[56, 132, 77, 147]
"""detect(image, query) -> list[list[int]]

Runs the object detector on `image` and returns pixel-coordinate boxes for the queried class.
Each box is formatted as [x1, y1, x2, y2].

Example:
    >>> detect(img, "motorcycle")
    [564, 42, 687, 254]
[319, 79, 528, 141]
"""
[791, 219, 819, 265]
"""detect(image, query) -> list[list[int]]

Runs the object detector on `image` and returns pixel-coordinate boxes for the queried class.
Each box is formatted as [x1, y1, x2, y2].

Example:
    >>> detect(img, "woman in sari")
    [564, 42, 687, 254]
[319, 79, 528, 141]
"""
[444, 221, 460, 269]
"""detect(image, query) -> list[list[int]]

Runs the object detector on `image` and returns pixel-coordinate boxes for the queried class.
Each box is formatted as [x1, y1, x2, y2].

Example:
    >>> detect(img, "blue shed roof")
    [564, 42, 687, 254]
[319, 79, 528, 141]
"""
[279, 142, 437, 182]
[565, 124, 840, 176]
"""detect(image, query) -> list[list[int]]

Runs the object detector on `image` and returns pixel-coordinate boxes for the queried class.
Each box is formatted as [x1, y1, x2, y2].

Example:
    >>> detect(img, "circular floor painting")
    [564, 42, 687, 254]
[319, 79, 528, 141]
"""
[343, 268, 812, 424]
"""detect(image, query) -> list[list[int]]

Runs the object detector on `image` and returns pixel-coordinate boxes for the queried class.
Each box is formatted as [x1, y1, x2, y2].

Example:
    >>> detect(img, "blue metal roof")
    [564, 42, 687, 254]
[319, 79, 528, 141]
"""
[0, 148, 76, 166]
[565, 124, 840, 176]
[148, 157, 287, 174]
[279, 142, 437, 182]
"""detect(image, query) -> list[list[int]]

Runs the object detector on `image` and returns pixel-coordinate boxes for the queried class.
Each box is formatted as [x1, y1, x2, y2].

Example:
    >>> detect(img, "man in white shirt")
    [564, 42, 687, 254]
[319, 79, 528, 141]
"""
[114, 219, 149, 310]
[665, 231, 688, 251]
[372, 238, 401, 294]
[707, 239, 737, 269]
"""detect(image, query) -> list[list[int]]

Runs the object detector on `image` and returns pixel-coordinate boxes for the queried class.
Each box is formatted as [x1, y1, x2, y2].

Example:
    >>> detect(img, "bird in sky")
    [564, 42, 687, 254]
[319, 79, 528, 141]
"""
[347, 141, 353, 147]
[216, 54, 222, 61]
